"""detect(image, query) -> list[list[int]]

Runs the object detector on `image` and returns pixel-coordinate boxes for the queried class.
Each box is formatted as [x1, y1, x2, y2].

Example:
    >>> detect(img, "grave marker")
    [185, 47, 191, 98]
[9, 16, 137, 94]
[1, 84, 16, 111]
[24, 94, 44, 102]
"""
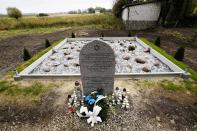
[79, 40, 115, 95]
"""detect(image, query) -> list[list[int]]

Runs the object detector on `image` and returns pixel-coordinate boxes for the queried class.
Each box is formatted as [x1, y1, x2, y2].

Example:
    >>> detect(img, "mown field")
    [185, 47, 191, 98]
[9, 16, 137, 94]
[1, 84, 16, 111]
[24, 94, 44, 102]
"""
[0, 14, 124, 38]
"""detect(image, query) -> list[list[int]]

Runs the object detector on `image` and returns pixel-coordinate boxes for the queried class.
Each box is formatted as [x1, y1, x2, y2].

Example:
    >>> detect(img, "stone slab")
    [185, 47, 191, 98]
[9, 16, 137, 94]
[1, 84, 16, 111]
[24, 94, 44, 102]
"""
[79, 40, 115, 95]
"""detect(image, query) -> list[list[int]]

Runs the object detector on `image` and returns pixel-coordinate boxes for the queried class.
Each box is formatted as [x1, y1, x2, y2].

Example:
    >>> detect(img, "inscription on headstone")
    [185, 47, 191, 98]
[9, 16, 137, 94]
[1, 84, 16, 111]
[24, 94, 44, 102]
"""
[79, 40, 115, 95]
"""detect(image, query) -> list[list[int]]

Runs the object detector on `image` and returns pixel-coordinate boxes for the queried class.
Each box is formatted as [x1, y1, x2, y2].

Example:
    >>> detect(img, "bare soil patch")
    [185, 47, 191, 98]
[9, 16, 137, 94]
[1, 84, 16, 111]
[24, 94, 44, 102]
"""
[0, 80, 196, 130]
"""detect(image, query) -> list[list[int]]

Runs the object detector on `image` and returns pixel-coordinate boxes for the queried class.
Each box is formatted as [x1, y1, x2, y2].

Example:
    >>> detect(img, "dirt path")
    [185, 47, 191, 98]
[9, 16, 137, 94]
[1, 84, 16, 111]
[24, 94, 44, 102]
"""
[0, 27, 196, 76]
[0, 80, 196, 130]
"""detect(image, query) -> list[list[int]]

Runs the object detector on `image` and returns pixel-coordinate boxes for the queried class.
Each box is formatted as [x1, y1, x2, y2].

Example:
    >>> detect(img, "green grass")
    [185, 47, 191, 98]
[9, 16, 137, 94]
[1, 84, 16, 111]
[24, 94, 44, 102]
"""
[160, 79, 197, 96]
[0, 81, 10, 92]
[0, 80, 52, 96]
[140, 38, 197, 81]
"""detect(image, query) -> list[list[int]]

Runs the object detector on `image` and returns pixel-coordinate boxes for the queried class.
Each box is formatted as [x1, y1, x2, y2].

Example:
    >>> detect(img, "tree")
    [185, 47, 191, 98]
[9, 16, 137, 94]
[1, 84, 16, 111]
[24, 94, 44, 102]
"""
[95, 7, 106, 13]
[158, 0, 171, 26]
[7, 7, 22, 19]
[78, 9, 82, 14]
[112, 0, 126, 18]
[159, 0, 195, 26]
[88, 7, 95, 13]
[68, 10, 78, 14]
[23, 48, 31, 61]
[174, 46, 185, 61]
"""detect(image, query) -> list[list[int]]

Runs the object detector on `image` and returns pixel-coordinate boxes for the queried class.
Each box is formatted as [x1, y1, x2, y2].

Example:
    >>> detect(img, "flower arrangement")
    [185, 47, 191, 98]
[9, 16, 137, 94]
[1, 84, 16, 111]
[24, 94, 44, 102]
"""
[67, 81, 130, 127]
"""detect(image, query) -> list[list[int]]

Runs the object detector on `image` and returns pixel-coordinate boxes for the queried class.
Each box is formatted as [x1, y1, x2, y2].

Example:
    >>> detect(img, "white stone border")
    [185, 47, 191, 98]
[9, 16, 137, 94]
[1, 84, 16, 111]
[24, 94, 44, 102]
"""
[15, 37, 188, 80]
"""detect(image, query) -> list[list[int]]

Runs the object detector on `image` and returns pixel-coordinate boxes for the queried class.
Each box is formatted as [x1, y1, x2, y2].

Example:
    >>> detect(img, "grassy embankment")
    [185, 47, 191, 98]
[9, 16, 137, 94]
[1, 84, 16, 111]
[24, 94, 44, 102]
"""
[0, 14, 124, 38]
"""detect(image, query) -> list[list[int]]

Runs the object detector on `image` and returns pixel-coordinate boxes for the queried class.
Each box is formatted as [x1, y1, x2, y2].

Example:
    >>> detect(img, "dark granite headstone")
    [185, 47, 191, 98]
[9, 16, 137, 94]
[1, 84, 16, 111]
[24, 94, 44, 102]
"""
[79, 40, 115, 95]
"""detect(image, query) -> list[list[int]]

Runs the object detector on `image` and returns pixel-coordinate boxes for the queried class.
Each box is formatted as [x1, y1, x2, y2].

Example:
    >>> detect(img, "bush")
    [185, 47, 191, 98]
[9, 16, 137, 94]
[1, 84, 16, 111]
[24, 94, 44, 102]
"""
[23, 48, 31, 61]
[7, 7, 22, 19]
[37, 13, 49, 17]
[45, 39, 51, 48]
[71, 32, 75, 38]
[128, 45, 135, 51]
[174, 46, 185, 61]
[155, 36, 161, 47]
[100, 32, 104, 37]
[112, 0, 126, 18]
[128, 32, 131, 37]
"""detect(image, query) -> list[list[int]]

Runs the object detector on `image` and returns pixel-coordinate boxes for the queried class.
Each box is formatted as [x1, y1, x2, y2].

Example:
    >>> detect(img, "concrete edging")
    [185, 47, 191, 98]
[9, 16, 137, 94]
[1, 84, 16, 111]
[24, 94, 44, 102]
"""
[15, 37, 187, 80]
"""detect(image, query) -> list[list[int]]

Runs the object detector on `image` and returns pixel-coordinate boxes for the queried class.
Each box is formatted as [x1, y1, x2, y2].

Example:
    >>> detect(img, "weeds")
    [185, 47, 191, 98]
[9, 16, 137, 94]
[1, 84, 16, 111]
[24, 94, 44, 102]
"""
[0, 81, 11, 92]
[160, 79, 197, 96]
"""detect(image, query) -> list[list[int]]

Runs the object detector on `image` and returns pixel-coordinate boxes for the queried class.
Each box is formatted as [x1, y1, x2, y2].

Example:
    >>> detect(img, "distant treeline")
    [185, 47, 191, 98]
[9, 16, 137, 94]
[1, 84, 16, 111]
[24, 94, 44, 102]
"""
[68, 7, 112, 14]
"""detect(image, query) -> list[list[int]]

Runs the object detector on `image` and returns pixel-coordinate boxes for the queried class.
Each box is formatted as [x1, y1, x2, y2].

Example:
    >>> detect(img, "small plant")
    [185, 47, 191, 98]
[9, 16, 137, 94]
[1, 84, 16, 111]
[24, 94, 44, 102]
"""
[71, 32, 75, 38]
[155, 36, 161, 47]
[23, 48, 31, 61]
[174, 46, 185, 61]
[128, 45, 135, 51]
[45, 39, 51, 48]
[128, 32, 131, 37]
[100, 32, 104, 37]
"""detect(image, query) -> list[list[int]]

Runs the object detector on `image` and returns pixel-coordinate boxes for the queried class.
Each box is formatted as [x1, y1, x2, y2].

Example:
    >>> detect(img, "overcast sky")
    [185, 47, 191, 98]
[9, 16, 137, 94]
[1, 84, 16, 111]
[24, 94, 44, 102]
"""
[0, 0, 113, 14]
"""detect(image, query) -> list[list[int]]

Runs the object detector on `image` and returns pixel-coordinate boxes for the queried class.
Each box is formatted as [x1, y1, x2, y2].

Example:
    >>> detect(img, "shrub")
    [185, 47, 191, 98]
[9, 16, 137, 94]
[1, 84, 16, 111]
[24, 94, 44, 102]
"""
[128, 32, 131, 37]
[37, 13, 49, 17]
[174, 46, 185, 61]
[128, 45, 135, 51]
[7, 7, 22, 19]
[100, 32, 104, 37]
[155, 36, 161, 47]
[45, 39, 51, 48]
[71, 32, 75, 38]
[23, 48, 31, 61]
